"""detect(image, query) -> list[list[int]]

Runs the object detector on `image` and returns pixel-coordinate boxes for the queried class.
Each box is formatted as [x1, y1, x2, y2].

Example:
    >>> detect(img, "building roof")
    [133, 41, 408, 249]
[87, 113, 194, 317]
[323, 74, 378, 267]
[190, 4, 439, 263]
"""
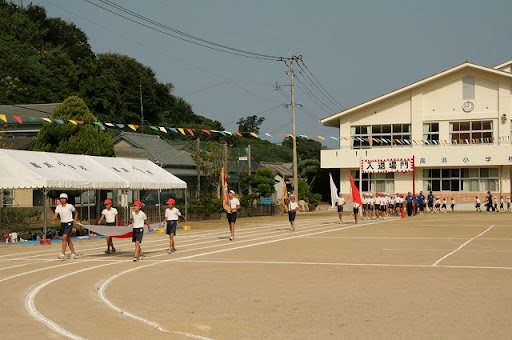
[493, 58, 512, 70]
[113, 132, 196, 168]
[259, 162, 293, 177]
[320, 61, 512, 127]
[0, 103, 59, 120]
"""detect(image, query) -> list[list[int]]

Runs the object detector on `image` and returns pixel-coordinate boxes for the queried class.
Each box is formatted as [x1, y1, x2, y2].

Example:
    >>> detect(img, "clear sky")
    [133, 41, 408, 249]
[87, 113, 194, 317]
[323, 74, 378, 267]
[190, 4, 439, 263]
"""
[34, 0, 512, 147]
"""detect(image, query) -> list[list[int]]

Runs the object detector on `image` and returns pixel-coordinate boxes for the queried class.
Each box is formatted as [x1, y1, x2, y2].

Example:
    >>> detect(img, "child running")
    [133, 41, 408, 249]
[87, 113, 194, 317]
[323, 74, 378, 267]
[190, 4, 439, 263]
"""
[508, 196, 511, 212]
[434, 197, 441, 213]
[450, 198, 455, 212]
[288, 195, 299, 231]
[475, 196, 481, 212]
[227, 190, 241, 241]
[130, 201, 150, 262]
[97, 199, 118, 254]
[441, 197, 447, 213]
[162, 198, 186, 253]
[500, 196, 504, 212]
[50, 193, 78, 260]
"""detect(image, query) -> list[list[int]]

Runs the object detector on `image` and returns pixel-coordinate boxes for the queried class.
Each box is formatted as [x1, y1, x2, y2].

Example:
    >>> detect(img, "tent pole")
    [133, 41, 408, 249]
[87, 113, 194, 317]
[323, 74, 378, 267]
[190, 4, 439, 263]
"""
[158, 189, 161, 224]
[43, 189, 48, 240]
[185, 188, 188, 219]
[87, 190, 91, 236]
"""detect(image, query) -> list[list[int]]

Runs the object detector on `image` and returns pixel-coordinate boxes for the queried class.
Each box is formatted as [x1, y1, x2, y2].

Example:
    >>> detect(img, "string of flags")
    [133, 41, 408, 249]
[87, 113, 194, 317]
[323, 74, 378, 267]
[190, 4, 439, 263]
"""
[0, 113, 511, 145]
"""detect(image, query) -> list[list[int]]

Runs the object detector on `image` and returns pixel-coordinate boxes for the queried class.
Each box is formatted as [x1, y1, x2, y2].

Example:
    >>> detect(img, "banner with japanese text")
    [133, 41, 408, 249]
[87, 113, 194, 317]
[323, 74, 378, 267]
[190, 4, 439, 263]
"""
[361, 158, 414, 173]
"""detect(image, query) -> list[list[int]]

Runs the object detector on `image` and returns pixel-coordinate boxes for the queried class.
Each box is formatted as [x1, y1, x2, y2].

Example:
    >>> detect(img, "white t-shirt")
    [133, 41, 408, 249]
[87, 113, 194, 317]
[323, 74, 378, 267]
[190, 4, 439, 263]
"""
[165, 207, 182, 221]
[101, 207, 118, 223]
[229, 198, 240, 211]
[132, 210, 147, 228]
[336, 197, 345, 206]
[476, 198, 481, 204]
[289, 201, 299, 212]
[55, 204, 76, 223]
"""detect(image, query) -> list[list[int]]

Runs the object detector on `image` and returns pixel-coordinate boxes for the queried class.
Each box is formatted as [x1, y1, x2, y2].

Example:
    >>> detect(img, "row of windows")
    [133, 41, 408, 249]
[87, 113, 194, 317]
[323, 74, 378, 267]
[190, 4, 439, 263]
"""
[349, 168, 499, 192]
[352, 120, 494, 149]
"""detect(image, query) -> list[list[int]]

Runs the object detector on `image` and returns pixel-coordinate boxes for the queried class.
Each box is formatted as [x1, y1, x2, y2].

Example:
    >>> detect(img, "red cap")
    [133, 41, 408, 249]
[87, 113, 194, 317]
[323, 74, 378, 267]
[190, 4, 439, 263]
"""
[104, 199, 112, 205]
[134, 200, 143, 207]
[167, 198, 176, 205]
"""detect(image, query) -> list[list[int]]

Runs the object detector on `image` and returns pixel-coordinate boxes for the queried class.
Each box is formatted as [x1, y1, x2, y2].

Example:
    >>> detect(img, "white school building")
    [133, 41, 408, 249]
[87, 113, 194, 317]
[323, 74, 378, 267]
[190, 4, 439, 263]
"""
[321, 59, 512, 207]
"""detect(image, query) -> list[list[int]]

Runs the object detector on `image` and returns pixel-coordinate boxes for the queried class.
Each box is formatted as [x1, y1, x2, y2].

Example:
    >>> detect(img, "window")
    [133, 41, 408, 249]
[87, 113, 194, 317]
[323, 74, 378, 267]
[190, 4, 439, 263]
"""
[350, 124, 411, 149]
[423, 168, 498, 192]
[350, 125, 371, 149]
[423, 123, 439, 141]
[450, 120, 493, 143]
[1, 189, 15, 206]
[463, 76, 475, 99]
[351, 171, 395, 192]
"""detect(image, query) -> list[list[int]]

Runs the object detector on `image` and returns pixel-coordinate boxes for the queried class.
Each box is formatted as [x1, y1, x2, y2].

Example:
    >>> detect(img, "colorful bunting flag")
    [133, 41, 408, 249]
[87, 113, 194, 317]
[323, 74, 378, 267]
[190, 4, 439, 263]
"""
[201, 129, 211, 135]
[250, 132, 259, 138]
[159, 126, 166, 133]
[235, 131, 242, 137]
[177, 128, 186, 135]
[12, 115, 22, 124]
[42, 118, 52, 123]
[186, 128, 195, 136]
[69, 120, 78, 125]
[76, 120, 84, 125]
[27, 116, 37, 121]
[149, 126, 158, 131]
[318, 136, 326, 140]
[128, 124, 137, 131]
[0, 114, 6, 123]
[116, 124, 125, 128]
[265, 133, 273, 138]
[55, 119, 64, 124]
[105, 123, 114, 127]
[169, 128, 178, 133]
[93, 122, 103, 127]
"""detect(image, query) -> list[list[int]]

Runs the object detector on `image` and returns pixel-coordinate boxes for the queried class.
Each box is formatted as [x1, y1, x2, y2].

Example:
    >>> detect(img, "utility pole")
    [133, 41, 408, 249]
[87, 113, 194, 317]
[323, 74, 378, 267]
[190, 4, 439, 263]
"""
[247, 144, 252, 194]
[275, 53, 302, 198]
[196, 138, 201, 198]
[139, 73, 144, 134]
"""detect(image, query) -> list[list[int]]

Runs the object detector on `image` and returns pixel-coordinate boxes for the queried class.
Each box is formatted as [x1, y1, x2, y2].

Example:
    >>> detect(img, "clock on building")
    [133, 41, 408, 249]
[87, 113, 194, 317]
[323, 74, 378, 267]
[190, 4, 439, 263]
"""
[462, 101, 474, 112]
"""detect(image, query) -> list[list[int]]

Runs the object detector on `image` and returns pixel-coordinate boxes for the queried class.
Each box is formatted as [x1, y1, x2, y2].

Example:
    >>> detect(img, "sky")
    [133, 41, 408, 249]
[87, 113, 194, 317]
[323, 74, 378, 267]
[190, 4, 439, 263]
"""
[33, 0, 512, 147]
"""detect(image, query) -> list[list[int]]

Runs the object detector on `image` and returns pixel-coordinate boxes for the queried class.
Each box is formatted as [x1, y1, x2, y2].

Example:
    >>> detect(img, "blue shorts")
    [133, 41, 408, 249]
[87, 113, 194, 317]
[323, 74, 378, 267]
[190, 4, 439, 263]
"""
[337, 206, 344, 212]
[288, 212, 296, 222]
[166, 220, 177, 235]
[60, 222, 73, 236]
[132, 228, 143, 243]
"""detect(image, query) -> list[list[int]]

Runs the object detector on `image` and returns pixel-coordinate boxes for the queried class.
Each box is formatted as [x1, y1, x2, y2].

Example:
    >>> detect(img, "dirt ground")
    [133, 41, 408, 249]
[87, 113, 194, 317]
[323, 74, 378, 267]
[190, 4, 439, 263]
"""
[1, 210, 511, 339]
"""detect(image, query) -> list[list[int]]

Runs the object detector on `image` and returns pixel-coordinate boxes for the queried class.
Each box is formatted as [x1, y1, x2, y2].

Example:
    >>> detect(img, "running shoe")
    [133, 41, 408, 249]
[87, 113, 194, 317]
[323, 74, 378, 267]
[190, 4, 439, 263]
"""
[171, 247, 176, 253]
[140, 254, 145, 260]
[111, 247, 116, 253]
[133, 257, 138, 262]
[105, 249, 111, 254]
[70, 253, 77, 259]
[229, 236, 234, 241]
[58, 254, 65, 260]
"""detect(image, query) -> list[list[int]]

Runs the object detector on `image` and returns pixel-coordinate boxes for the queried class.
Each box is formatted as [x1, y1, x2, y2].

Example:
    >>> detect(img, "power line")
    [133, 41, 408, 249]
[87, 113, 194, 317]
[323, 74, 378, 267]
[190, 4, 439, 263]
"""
[82, 0, 284, 61]
[294, 73, 338, 113]
[296, 62, 344, 111]
[299, 60, 345, 109]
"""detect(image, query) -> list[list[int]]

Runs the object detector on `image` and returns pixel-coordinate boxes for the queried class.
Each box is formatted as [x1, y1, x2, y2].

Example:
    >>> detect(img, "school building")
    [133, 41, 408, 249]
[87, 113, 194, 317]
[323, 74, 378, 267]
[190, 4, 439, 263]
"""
[320, 59, 512, 207]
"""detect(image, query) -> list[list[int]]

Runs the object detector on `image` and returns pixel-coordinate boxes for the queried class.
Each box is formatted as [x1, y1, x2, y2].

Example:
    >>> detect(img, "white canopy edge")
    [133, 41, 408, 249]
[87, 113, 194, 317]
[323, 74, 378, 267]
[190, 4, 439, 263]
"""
[0, 149, 187, 190]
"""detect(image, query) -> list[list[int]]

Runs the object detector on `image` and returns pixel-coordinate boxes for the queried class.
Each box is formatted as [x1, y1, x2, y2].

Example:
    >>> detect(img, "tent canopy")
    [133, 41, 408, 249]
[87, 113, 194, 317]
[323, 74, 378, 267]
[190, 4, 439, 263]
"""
[0, 149, 187, 190]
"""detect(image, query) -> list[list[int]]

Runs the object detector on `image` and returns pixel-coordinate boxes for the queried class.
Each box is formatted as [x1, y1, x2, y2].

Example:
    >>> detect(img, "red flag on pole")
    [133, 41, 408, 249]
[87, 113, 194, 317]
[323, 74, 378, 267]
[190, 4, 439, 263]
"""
[349, 172, 362, 205]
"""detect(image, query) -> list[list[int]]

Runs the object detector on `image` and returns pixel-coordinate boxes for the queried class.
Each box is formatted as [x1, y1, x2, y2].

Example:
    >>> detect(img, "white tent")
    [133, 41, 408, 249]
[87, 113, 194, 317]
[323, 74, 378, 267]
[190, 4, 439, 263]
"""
[0, 149, 187, 234]
[0, 149, 187, 190]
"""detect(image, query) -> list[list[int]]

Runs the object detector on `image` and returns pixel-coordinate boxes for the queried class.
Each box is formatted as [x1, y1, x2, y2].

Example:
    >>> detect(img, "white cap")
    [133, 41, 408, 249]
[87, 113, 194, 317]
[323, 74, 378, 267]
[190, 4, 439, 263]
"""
[59, 193, 68, 199]
[229, 190, 235, 194]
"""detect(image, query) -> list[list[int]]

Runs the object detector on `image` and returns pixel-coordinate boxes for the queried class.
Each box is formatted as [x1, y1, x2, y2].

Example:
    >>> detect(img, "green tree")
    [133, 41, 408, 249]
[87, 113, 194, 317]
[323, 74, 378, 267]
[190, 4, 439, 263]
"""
[298, 159, 320, 190]
[250, 167, 276, 196]
[282, 136, 323, 161]
[34, 96, 114, 156]
[237, 115, 265, 134]
[298, 178, 321, 204]
[192, 146, 225, 196]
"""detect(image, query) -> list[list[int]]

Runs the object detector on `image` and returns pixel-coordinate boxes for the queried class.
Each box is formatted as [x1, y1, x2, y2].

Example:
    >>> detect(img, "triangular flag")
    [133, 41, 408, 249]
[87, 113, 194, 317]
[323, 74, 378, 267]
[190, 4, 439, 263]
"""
[310, 136, 316, 139]
[69, 120, 78, 125]
[224, 131, 233, 136]
[76, 120, 84, 125]
[235, 131, 242, 137]
[42, 118, 52, 123]
[201, 129, 211, 135]
[177, 128, 186, 135]
[149, 126, 158, 131]
[318, 136, 326, 140]
[186, 128, 195, 136]
[27, 116, 37, 121]
[265, 133, 273, 138]
[13, 115, 22, 124]
[169, 128, 178, 133]
[281, 134, 288, 137]
[330, 137, 338, 140]
[93, 122, 103, 127]
[218, 131, 226, 136]
[116, 124, 125, 128]
[128, 124, 137, 131]
[250, 132, 259, 138]
[349, 172, 362, 206]
[105, 122, 114, 127]
[55, 119, 64, 124]
[159, 126, 167, 133]
[0, 114, 7, 123]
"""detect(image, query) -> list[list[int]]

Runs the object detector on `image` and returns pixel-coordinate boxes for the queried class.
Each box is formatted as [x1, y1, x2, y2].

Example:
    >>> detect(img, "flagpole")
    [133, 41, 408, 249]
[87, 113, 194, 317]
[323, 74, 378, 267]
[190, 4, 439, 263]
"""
[359, 157, 362, 193]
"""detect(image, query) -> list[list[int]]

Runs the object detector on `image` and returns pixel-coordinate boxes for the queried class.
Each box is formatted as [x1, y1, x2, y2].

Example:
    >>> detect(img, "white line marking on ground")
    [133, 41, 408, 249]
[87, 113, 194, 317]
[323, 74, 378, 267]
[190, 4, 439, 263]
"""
[174, 259, 512, 271]
[433, 225, 495, 266]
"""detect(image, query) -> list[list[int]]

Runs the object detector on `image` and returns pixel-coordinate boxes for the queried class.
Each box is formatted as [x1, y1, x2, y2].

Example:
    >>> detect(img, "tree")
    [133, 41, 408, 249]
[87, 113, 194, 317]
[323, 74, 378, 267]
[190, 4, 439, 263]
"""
[298, 159, 320, 190]
[238, 115, 265, 134]
[282, 136, 323, 161]
[250, 167, 276, 196]
[192, 146, 225, 196]
[34, 96, 114, 156]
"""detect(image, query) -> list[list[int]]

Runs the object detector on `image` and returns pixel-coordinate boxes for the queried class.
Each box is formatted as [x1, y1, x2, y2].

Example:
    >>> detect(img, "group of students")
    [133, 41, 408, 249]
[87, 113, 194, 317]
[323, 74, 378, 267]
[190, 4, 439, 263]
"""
[475, 191, 511, 212]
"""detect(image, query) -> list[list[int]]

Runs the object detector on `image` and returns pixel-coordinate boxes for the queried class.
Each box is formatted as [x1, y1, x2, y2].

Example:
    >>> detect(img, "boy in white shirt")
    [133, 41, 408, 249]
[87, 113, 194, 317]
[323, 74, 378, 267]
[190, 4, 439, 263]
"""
[162, 198, 186, 253]
[441, 198, 447, 213]
[288, 195, 299, 231]
[335, 193, 346, 223]
[450, 198, 455, 212]
[97, 199, 118, 254]
[50, 193, 78, 260]
[507, 196, 511, 212]
[434, 197, 441, 213]
[227, 190, 241, 241]
[475, 196, 481, 212]
[130, 201, 150, 262]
